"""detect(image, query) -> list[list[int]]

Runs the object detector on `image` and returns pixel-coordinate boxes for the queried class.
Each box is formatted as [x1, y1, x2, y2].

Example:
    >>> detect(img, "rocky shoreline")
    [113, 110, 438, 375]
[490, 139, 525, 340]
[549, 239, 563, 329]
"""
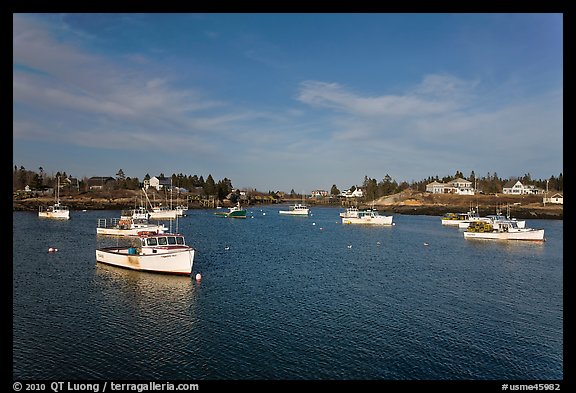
[13, 193, 563, 220]
[372, 204, 563, 220]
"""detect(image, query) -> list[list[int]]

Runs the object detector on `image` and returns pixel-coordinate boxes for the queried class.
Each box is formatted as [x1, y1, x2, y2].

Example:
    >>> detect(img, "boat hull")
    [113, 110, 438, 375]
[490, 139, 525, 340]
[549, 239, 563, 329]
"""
[215, 211, 247, 218]
[149, 211, 178, 220]
[463, 229, 545, 241]
[38, 211, 70, 220]
[441, 219, 467, 226]
[279, 210, 309, 215]
[95, 247, 194, 275]
[96, 225, 166, 237]
[342, 216, 393, 225]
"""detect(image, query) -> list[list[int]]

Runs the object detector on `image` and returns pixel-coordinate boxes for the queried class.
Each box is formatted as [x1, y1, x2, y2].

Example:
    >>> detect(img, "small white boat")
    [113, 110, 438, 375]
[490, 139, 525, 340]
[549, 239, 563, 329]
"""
[96, 216, 167, 237]
[279, 203, 310, 216]
[39, 202, 70, 220]
[441, 208, 478, 226]
[459, 214, 526, 229]
[339, 206, 359, 218]
[341, 209, 393, 226]
[214, 202, 247, 218]
[457, 217, 492, 229]
[96, 232, 195, 275]
[175, 205, 188, 217]
[127, 206, 150, 220]
[38, 176, 70, 220]
[149, 205, 179, 220]
[463, 220, 544, 241]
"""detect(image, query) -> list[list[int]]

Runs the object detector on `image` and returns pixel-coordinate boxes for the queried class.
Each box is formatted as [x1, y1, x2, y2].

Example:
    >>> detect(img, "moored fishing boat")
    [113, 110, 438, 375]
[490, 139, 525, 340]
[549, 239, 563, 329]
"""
[214, 202, 247, 218]
[463, 220, 544, 241]
[341, 209, 393, 226]
[38, 202, 70, 220]
[339, 206, 359, 218]
[38, 176, 70, 220]
[458, 204, 526, 229]
[96, 215, 167, 237]
[279, 203, 310, 216]
[441, 207, 479, 226]
[95, 232, 195, 275]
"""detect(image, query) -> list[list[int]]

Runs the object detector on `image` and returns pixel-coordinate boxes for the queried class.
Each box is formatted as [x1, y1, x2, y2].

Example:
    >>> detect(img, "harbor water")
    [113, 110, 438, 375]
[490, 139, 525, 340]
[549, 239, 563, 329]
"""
[12, 207, 563, 381]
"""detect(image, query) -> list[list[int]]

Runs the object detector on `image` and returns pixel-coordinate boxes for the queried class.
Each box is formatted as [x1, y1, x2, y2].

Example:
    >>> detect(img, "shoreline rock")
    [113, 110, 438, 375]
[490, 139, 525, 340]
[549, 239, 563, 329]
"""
[13, 196, 562, 220]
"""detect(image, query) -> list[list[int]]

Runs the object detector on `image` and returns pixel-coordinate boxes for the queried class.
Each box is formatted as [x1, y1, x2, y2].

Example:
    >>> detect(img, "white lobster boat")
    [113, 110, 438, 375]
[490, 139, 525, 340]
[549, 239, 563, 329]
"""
[38, 202, 70, 220]
[279, 203, 310, 216]
[149, 205, 179, 220]
[463, 220, 544, 242]
[96, 216, 167, 237]
[458, 214, 526, 229]
[441, 208, 478, 226]
[339, 206, 359, 218]
[96, 232, 195, 275]
[341, 209, 393, 226]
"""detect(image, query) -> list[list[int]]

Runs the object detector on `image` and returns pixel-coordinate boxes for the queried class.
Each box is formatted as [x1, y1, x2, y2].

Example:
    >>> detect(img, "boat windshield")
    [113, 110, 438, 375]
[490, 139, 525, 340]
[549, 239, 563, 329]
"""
[143, 236, 185, 246]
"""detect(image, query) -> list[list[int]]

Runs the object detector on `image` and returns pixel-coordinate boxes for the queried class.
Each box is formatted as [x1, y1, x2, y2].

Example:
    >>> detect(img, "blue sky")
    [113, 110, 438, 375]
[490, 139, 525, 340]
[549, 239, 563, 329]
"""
[13, 13, 563, 193]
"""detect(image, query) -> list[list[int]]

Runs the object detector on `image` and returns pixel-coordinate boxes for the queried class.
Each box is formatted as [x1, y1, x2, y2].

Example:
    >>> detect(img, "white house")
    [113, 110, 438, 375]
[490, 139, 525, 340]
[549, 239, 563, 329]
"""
[502, 180, 544, 195]
[340, 188, 364, 198]
[426, 178, 474, 195]
[426, 181, 447, 194]
[543, 192, 563, 205]
[447, 178, 474, 195]
[311, 190, 329, 197]
[147, 176, 172, 191]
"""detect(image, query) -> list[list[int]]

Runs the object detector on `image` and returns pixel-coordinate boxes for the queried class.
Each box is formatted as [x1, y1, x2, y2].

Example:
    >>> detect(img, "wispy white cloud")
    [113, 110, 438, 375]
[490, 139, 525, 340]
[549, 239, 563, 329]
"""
[297, 75, 476, 117]
[12, 14, 262, 150]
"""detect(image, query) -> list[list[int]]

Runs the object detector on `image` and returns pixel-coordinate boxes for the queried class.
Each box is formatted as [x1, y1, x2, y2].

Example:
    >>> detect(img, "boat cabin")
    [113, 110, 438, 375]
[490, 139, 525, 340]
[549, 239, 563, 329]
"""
[139, 234, 186, 247]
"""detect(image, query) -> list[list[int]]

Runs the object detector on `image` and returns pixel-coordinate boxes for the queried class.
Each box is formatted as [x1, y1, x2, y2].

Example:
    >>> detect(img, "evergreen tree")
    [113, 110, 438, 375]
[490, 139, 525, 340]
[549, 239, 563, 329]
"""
[204, 174, 216, 196]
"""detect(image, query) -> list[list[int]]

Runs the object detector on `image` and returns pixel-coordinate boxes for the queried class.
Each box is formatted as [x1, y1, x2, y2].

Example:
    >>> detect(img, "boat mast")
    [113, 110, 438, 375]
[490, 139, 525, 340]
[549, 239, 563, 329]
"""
[55, 176, 60, 206]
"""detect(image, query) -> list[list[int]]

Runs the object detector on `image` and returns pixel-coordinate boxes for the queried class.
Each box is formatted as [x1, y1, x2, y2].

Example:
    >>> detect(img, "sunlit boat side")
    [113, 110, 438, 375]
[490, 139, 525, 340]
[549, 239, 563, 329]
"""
[463, 220, 544, 241]
[95, 232, 195, 275]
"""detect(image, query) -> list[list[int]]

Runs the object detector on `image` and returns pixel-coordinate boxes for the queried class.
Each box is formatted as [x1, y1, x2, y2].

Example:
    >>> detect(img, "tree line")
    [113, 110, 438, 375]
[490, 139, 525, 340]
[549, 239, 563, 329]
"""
[12, 166, 236, 200]
[328, 170, 562, 201]
[14, 165, 563, 201]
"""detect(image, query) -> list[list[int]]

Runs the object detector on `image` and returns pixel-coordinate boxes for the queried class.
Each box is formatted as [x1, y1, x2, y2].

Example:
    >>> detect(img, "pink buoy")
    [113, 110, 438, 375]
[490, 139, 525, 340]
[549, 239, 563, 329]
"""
[195, 273, 202, 281]
[48, 247, 55, 252]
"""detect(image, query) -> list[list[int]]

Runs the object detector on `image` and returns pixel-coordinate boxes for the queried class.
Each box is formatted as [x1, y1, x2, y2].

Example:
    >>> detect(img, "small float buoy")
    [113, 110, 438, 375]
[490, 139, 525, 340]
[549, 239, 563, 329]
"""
[195, 273, 202, 281]
[224, 246, 230, 250]
[48, 247, 55, 252]
[312, 222, 316, 226]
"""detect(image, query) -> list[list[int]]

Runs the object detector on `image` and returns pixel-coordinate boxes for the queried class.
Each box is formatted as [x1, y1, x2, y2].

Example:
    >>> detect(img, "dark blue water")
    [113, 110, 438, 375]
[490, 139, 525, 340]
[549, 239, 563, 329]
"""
[12, 207, 563, 380]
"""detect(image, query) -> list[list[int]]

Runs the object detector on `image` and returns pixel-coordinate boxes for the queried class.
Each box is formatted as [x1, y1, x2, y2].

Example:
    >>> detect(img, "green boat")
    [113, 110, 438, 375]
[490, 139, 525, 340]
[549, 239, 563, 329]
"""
[214, 202, 247, 218]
